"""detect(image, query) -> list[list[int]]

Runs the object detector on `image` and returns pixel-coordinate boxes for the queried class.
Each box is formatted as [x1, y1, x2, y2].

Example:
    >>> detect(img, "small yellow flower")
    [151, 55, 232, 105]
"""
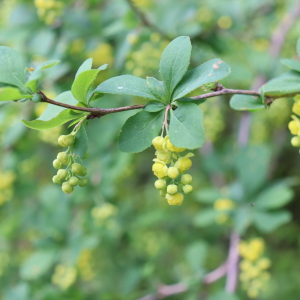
[292, 101, 300, 115]
[152, 161, 168, 178]
[166, 138, 185, 152]
[152, 136, 165, 150]
[52, 264, 77, 290]
[214, 198, 235, 211]
[166, 193, 184, 205]
[288, 120, 299, 135]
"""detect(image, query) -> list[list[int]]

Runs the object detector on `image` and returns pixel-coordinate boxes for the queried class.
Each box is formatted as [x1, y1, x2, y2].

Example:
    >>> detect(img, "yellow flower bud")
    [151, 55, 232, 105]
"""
[167, 167, 179, 179]
[166, 193, 184, 205]
[155, 150, 171, 162]
[292, 101, 300, 115]
[181, 174, 192, 184]
[291, 136, 300, 147]
[183, 184, 193, 194]
[167, 184, 178, 195]
[152, 136, 165, 150]
[166, 139, 185, 152]
[257, 257, 271, 270]
[288, 120, 299, 135]
[154, 179, 166, 190]
[152, 162, 168, 178]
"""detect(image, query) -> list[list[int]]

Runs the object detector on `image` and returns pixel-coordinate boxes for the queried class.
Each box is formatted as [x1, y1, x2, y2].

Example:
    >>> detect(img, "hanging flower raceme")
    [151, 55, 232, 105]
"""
[152, 135, 193, 206]
[288, 97, 300, 147]
[238, 238, 271, 299]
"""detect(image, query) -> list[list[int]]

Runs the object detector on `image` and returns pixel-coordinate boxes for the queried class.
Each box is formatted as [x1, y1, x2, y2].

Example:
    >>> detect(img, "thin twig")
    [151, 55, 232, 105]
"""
[269, 1, 300, 58]
[37, 87, 300, 120]
[225, 232, 240, 293]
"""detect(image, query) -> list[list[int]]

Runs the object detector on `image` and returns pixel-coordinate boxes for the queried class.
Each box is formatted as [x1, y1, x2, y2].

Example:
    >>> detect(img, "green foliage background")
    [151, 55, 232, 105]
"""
[0, 0, 300, 299]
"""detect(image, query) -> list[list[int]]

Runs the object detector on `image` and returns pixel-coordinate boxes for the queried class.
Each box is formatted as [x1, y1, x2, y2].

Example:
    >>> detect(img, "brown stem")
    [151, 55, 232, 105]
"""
[225, 232, 240, 293]
[37, 87, 300, 120]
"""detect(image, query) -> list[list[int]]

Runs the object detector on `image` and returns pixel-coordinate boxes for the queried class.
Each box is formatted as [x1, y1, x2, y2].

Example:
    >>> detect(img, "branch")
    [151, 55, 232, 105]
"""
[269, 1, 300, 58]
[38, 91, 144, 118]
[37, 86, 300, 120]
[137, 262, 227, 300]
[225, 232, 240, 293]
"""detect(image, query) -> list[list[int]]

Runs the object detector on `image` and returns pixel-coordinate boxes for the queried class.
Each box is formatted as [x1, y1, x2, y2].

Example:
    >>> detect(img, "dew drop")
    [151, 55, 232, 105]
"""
[118, 87, 123, 89]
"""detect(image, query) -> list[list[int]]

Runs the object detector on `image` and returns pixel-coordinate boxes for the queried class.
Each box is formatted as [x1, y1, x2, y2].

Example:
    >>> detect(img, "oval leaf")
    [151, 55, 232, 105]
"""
[173, 58, 231, 99]
[159, 36, 192, 95]
[95, 75, 159, 100]
[253, 211, 291, 233]
[118, 110, 164, 153]
[263, 71, 300, 97]
[22, 109, 87, 130]
[229, 94, 265, 111]
[0, 46, 27, 91]
[253, 184, 294, 210]
[72, 69, 100, 104]
[169, 102, 205, 149]
[281, 58, 300, 72]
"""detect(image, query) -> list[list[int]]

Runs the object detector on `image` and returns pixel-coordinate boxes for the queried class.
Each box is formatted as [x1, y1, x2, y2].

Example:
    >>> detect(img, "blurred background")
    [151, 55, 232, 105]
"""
[0, 0, 300, 299]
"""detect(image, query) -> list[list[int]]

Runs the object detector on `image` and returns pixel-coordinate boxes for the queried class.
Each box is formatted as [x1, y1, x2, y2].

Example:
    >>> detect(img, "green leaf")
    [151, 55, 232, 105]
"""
[229, 94, 265, 111]
[173, 58, 231, 99]
[98, 63, 108, 70]
[22, 109, 87, 130]
[95, 75, 159, 100]
[144, 101, 166, 112]
[169, 102, 205, 149]
[175, 97, 206, 105]
[75, 58, 93, 78]
[0, 46, 27, 91]
[263, 72, 300, 97]
[72, 69, 100, 104]
[0, 87, 27, 101]
[253, 184, 294, 210]
[235, 145, 271, 195]
[20, 250, 56, 280]
[118, 110, 164, 153]
[193, 209, 217, 227]
[297, 38, 300, 56]
[38, 91, 78, 121]
[146, 77, 168, 102]
[253, 211, 291, 233]
[26, 60, 60, 92]
[185, 241, 208, 272]
[159, 36, 191, 96]
[233, 206, 251, 235]
[281, 58, 300, 72]
[73, 124, 88, 158]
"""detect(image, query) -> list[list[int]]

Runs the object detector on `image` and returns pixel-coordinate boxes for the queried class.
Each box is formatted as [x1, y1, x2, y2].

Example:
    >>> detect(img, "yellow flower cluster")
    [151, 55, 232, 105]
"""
[77, 249, 96, 281]
[91, 203, 118, 225]
[126, 33, 168, 77]
[34, 0, 64, 25]
[152, 136, 194, 206]
[214, 198, 235, 224]
[0, 170, 15, 206]
[51, 264, 77, 290]
[288, 96, 300, 148]
[239, 238, 271, 299]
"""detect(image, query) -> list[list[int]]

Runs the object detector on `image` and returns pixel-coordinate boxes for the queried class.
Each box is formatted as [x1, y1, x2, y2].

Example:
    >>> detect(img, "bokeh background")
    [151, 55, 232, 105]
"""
[0, 0, 300, 299]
